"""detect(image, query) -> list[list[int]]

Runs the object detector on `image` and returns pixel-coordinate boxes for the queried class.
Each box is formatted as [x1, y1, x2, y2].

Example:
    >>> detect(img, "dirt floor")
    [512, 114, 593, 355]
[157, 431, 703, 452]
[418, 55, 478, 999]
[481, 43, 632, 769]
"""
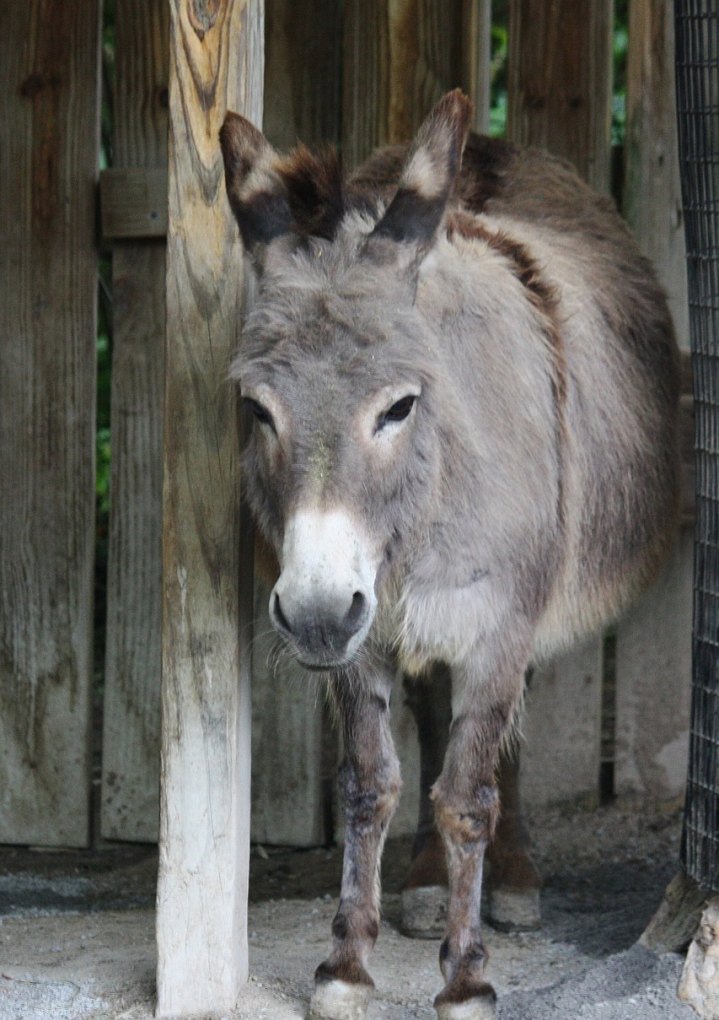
[0, 800, 697, 1020]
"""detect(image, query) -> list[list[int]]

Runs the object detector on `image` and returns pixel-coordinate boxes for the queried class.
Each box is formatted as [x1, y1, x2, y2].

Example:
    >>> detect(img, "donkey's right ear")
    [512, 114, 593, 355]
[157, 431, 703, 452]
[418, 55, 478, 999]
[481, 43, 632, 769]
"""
[220, 112, 293, 268]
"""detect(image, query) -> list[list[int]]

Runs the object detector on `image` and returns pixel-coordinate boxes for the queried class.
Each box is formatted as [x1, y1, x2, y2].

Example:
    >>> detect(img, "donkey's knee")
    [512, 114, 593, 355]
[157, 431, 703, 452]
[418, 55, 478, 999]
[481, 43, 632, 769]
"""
[338, 756, 402, 843]
[432, 780, 500, 849]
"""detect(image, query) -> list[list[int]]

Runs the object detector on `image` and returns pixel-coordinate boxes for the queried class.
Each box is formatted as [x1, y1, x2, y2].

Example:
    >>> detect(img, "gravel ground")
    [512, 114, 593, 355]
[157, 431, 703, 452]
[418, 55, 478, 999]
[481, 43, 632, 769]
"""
[0, 801, 696, 1020]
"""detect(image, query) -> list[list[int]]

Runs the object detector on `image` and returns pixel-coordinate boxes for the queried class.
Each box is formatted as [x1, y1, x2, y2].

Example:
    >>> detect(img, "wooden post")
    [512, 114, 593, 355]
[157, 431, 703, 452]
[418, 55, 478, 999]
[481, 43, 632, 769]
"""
[624, 0, 689, 348]
[507, 0, 612, 193]
[155, 1, 262, 1015]
[508, 0, 613, 807]
[0, 0, 100, 847]
[614, 0, 692, 804]
[342, 0, 491, 168]
[101, 0, 169, 843]
[264, 0, 342, 150]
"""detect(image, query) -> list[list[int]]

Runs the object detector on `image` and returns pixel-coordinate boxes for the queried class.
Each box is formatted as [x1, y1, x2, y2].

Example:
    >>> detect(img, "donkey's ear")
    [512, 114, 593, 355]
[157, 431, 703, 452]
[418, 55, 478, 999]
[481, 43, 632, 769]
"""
[365, 90, 472, 270]
[220, 111, 293, 267]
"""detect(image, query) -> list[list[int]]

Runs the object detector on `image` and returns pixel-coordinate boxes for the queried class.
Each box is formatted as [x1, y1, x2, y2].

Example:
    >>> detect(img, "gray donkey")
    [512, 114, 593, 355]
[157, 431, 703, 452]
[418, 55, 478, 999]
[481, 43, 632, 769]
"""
[219, 91, 679, 1020]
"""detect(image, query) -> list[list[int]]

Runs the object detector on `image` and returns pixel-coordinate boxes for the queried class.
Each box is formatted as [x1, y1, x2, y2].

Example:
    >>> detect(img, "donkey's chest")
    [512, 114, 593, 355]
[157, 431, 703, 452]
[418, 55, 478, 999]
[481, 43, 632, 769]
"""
[376, 556, 503, 675]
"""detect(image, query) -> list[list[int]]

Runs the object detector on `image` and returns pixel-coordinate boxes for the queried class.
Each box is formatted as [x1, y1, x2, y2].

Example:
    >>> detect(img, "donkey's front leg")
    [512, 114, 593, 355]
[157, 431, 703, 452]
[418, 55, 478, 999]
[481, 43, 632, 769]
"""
[309, 662, 401, 1020]
[431, 651, 526, 1020]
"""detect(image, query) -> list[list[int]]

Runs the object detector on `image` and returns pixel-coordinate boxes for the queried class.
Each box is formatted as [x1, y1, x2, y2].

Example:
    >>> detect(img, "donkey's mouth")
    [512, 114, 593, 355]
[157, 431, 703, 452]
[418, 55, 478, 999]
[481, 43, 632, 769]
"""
[297, 656, 351, 673]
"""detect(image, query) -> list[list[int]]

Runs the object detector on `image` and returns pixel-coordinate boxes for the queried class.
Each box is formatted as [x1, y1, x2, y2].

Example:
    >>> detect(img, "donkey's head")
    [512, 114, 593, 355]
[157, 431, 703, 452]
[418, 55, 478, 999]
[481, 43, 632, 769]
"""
[221, 92, 471, 669]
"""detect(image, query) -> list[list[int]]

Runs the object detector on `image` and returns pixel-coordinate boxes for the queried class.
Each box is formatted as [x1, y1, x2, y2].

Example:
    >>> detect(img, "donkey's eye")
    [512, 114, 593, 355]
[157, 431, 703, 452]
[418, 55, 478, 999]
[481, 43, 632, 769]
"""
[244, 397, 275, 432]
[376, 395, 417, 432]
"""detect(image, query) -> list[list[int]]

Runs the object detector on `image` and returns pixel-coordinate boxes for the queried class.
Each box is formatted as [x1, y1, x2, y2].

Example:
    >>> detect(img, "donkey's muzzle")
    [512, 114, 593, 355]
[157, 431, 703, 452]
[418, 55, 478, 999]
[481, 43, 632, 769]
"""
[270, 588, 371, 668]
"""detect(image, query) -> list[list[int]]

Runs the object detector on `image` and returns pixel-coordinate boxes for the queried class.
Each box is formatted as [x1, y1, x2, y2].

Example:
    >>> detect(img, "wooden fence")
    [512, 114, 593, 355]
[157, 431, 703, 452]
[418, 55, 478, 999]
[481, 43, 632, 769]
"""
[1, 0, 693, 1010]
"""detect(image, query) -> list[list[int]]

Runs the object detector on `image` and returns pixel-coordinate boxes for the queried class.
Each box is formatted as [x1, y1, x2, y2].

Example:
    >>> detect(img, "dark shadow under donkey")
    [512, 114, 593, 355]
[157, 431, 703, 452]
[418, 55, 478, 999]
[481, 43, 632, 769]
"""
[219, 91, 679, 1020]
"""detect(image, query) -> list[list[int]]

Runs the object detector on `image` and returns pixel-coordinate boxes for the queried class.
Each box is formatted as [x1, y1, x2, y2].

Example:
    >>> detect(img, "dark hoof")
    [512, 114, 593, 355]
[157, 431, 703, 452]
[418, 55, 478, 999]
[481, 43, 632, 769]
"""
[308, 977, 372, 1020]
[401, 883, 448, 939]
[434, 981, 497, 1020]
[485, 884, 541, 932]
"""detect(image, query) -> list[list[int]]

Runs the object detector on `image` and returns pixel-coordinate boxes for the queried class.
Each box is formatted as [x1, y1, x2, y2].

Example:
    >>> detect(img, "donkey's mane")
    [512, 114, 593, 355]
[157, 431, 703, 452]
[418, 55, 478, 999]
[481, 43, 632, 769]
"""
[276, 145, 345, 240]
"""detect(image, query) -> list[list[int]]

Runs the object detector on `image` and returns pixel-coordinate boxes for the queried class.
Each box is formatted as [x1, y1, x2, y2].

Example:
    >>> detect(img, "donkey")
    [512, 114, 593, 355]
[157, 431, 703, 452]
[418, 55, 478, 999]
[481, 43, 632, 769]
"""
[220, 91, 679, 1020]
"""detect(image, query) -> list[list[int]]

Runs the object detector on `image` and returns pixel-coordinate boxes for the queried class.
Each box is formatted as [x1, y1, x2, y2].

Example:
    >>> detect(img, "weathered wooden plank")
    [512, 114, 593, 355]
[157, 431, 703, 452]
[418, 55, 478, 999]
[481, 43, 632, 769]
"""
[0, 0, 101, 847]
[100, 0, 169, 845]
[624, 0, 689, 350]
[155, 0, 262, 1014]
[342, 0, 488, 168]
[100, 167, 168, 239]
[264, 0, 342, 150]
[507, 0, 613, 193]
[614, 0, 692, 804]
[507, 0, 613, 807]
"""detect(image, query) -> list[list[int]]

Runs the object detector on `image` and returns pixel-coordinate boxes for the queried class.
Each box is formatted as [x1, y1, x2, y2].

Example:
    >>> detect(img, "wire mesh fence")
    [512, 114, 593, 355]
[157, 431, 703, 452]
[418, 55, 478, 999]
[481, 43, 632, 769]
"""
[675, 0, 719, 892]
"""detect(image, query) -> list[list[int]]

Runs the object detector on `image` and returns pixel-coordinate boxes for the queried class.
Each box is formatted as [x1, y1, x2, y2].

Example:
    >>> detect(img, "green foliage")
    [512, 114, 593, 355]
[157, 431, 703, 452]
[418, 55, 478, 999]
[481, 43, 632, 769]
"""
[489, 16, 508, 138]
[612, 0, 629, 146]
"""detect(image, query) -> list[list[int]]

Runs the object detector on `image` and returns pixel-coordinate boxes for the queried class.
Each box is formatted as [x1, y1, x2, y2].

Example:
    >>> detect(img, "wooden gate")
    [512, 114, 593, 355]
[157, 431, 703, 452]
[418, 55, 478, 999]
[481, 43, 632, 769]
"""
[0, 0, 694, 1010]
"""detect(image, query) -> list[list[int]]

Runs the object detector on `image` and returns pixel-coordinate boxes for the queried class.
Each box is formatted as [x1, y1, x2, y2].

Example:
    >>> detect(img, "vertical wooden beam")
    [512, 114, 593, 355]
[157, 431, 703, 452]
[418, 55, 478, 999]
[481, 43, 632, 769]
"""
[101, 0, 169, 843]
[624, 0, 689, 348]
[507, 0, 613, 807]
[614, 0, 692, 803]
[156, 1, 262, 1015]
[264, 0, 342, 150]
[342, 0, 489, 168]
[507, 0, 613, 193]
[0, 0, 100, 846]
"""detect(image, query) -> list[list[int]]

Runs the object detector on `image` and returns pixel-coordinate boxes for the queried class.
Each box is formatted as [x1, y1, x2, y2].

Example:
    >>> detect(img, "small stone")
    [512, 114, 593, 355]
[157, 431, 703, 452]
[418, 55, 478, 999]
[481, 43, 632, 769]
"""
[678, 896, 719, 1018]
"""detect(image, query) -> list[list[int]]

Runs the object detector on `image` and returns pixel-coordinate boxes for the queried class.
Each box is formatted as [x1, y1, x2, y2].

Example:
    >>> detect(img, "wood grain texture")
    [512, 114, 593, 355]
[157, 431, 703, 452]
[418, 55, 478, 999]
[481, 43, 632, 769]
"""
[100, 167, 168, 239]
[264, 0, 341, 150]
[614, 0, 692, 804]
[507, 0, 613, 193]
[100, 0, 168, 844]
[155, 0, 262, 1014]
[342, 0, 483, 168]
[0, 0, 101, 847]
[624, 0, 689, 348]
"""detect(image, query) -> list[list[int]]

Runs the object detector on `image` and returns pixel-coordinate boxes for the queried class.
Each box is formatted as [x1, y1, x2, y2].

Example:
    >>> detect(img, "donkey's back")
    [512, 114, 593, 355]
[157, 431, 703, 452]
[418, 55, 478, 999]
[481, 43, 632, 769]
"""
[351, 130, 680, 665]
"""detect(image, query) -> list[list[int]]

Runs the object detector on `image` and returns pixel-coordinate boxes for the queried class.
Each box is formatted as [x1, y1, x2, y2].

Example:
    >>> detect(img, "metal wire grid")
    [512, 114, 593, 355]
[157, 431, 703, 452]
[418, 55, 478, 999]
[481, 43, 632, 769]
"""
[675, 0, 719, 892]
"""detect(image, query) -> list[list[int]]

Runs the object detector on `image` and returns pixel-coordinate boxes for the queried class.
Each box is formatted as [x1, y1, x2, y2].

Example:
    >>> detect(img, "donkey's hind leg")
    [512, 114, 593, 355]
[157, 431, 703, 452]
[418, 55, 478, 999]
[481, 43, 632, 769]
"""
[431, 644, 529, 1020]
[401, 665, 451, 937]
[309, 659, 400, 1020]
[401, 667, 540, 938]
[485, 742, 541, 931]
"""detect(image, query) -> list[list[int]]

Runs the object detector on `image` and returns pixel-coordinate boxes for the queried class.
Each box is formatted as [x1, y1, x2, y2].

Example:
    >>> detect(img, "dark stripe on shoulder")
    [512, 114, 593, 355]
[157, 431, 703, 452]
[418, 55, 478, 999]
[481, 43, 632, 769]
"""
[447, 211, 567, 532]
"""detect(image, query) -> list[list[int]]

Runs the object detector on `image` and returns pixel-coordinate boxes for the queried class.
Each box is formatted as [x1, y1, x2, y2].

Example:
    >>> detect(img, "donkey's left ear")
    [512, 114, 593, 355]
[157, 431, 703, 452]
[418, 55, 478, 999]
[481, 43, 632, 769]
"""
[220, 111, 293, 269]
[364, 90, 472, 271]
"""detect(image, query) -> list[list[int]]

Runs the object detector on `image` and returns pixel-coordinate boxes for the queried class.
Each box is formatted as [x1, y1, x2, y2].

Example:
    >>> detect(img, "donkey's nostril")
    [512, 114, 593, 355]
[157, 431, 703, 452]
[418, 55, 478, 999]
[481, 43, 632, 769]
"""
[272, 592, 293, 635]
[343, 591, 367, 635]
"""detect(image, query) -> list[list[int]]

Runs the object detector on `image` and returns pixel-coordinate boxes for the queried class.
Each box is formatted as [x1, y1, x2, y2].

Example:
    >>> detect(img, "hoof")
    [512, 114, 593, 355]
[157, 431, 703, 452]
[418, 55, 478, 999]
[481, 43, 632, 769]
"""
[400, 884, 448, 939]
[435, 986, 497, 1020]
[308, 978, 371, 1020]
[485, 884, 541, 932]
